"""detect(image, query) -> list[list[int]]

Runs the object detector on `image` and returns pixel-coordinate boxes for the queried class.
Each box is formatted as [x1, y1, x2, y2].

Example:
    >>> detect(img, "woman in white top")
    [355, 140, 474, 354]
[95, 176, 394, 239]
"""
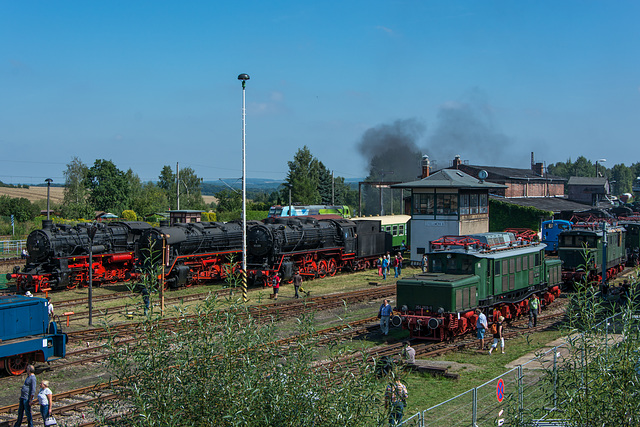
[38, 380, 53, 422]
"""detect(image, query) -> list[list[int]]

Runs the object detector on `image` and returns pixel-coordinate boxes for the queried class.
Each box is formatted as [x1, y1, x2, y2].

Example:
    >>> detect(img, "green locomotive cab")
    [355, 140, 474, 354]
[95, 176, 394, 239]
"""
[397, 232, 562, 340]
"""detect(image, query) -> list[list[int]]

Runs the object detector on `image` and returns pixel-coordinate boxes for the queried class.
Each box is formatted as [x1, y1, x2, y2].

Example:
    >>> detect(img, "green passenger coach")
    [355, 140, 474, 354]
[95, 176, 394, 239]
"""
[396, 232, 562, 341]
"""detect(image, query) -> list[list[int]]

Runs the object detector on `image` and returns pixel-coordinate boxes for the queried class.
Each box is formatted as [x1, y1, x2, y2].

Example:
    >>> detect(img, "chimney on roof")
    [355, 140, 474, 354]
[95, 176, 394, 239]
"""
[532, 162, 544, 176]
[531, 152, 544, 176]
[421, 155, 430, 178]
[452, 155, 462, 169]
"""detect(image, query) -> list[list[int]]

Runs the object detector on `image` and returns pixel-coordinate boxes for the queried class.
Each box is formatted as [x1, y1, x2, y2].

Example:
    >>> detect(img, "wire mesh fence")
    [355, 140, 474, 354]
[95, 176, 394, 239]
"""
[0, 239, 26, 258]
[401, 312, 625, 427]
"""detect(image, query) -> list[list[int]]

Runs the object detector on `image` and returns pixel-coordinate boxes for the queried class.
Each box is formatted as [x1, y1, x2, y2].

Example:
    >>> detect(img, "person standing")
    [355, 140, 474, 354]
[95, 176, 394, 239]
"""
[272, 273, 280, 300]
[141, 286, 150, 316]
[386, 253, 392, 276]
[529, 294, 540, 327]
[382, 257, 389, 280]
[46, 298, 54, 319]
[378, 256, 383, 277]
[393, 255, 399, 278]
[13, 364, 36, 427]
[293, 270, 302, 299]
[379, 300, 393, 335]
[489, 316, 505, 354]
[37, 380, 53, 424]
[476, 309, 488, 350]
[385, 378, 408, 426]
[401, 341, 415, 365]
[397, 252, 403, 277]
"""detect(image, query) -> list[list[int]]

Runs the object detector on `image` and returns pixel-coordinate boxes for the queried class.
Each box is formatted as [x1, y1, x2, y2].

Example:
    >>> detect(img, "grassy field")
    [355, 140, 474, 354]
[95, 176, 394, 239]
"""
[0, 186, 217, 206]
[0, 186, 65, 203]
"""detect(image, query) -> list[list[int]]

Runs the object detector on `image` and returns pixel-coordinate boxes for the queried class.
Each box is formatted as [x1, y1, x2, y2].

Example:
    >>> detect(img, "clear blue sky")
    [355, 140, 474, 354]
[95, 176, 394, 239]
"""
[2, 1, 639, 185]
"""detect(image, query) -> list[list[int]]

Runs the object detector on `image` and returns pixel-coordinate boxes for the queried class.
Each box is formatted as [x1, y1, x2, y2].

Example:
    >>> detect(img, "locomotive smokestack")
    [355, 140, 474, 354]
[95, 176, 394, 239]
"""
[421, 155, 430, 178]
[42, 220, 53, 230]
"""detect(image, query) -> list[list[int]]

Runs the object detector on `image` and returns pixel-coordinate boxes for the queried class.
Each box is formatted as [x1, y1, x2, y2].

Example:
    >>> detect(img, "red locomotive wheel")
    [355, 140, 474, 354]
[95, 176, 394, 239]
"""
[328, 259, 337, 276]
[5, 355, 28, 376]
[317, 260, 328, 278]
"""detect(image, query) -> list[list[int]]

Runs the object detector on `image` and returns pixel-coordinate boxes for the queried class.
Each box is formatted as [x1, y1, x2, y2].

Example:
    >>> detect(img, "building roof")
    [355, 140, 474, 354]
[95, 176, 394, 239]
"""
[392, 169, 507, 190]
[491, 196, 592, 214]
[455, 165, 566, 182]
[567, 177, 608, 186]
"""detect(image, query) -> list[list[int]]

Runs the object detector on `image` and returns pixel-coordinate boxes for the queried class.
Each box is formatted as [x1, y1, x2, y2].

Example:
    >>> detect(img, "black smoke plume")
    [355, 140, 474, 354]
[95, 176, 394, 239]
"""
[357, 118, 424, 183]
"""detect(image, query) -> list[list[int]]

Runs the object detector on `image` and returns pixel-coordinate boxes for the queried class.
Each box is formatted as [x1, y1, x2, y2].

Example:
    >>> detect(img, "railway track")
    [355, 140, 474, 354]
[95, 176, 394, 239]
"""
[0, 289, 568, 425]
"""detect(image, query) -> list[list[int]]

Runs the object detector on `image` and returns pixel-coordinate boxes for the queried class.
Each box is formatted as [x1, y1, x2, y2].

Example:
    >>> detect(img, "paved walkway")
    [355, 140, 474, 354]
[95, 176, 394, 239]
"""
[505, 333, 624, 370]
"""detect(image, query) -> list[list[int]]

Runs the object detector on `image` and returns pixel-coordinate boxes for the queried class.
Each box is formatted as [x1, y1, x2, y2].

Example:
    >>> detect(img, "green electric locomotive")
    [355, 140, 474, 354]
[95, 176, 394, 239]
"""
[558, 222, 626, 285]
[396, 232, 562, 341]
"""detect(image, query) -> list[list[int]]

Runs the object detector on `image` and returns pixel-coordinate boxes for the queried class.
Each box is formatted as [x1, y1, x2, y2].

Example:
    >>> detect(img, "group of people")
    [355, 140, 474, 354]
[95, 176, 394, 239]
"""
[475, 293, 542, 354]
[13, 365, 54, 427]
[475, 308, 506, 354]
[270, 270, 304, 300]
[377, 252, 404, 280]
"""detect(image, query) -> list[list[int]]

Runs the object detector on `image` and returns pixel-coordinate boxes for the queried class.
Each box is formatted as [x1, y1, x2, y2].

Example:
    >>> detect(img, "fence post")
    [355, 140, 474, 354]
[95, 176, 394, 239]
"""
[518, 365, 524, 421]
[472, 387, 477, 426]
[553, 346, 558, 408]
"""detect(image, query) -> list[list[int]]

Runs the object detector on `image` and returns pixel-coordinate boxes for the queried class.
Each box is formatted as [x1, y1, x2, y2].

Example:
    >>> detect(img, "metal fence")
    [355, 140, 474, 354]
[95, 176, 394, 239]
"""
[400, 312, 625, 427]
[0, 239, 26, 258]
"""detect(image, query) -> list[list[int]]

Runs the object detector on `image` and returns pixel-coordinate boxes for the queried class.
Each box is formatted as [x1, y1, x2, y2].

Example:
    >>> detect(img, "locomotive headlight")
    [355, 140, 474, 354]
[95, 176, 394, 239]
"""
[401, 305, 408, 312]
[437, 307, 445, 314]
[447, 254, 452, 259]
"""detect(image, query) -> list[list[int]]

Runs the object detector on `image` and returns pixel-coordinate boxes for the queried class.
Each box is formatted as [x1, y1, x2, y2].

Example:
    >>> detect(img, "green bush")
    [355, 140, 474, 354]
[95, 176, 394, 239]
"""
[122, 210, 138, 221]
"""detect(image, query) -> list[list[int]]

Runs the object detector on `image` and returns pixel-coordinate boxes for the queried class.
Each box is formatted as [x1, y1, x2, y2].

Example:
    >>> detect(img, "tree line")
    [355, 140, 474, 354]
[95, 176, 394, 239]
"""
[547, 155, 640, 196]
[2, 153, 639, 235]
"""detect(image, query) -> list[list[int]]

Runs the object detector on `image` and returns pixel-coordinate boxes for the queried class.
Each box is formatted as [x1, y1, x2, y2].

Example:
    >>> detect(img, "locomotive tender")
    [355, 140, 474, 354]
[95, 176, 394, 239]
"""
[0, 295, 67, 375]
[396, 232, 562, 341]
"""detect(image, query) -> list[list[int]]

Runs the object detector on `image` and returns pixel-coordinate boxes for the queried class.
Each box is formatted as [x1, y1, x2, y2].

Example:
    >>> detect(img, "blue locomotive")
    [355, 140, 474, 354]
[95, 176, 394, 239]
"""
[541, 219, 572, 253]
[0, 295, 67, 375]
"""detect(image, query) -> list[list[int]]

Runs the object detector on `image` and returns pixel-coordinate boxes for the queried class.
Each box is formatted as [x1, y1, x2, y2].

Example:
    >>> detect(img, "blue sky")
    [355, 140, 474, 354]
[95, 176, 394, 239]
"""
[2, 1, 639, 185]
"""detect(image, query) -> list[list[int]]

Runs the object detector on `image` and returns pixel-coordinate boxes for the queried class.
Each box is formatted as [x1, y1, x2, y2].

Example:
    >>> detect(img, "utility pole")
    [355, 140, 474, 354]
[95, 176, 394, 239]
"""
[176, 162, 180, 210]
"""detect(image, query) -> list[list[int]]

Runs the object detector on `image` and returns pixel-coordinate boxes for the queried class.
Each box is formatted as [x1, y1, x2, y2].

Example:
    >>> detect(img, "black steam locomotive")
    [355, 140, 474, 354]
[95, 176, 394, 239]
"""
[138, 221, 247, 288]
[247, 216, 389, 285]
[8, 220, 151, 292]
[9, 216, 391, 292]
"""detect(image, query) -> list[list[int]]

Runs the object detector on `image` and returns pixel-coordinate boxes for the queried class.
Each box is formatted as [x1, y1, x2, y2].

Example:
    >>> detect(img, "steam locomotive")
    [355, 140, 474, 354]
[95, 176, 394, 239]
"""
[246, 216, 389, 285]
[8, 220, 151, 292]
[9, 217, 391, 292]
[396, 232, 562, 341]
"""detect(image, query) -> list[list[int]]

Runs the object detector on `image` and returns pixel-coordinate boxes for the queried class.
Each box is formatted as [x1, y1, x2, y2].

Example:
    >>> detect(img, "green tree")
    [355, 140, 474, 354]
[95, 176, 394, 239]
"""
[132, 182, 169, 218]
[284, 146, 321, 204]
[610, 163, 632, 195]
[177, 167, 206, 210]
[158, 165, 177, 209]
[85, 159, 131, 213]
[61, 157, 93, 219]
[215, 189, 242, 212]
[95, 299, 386, 426]
[0, 196, 39, 222]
